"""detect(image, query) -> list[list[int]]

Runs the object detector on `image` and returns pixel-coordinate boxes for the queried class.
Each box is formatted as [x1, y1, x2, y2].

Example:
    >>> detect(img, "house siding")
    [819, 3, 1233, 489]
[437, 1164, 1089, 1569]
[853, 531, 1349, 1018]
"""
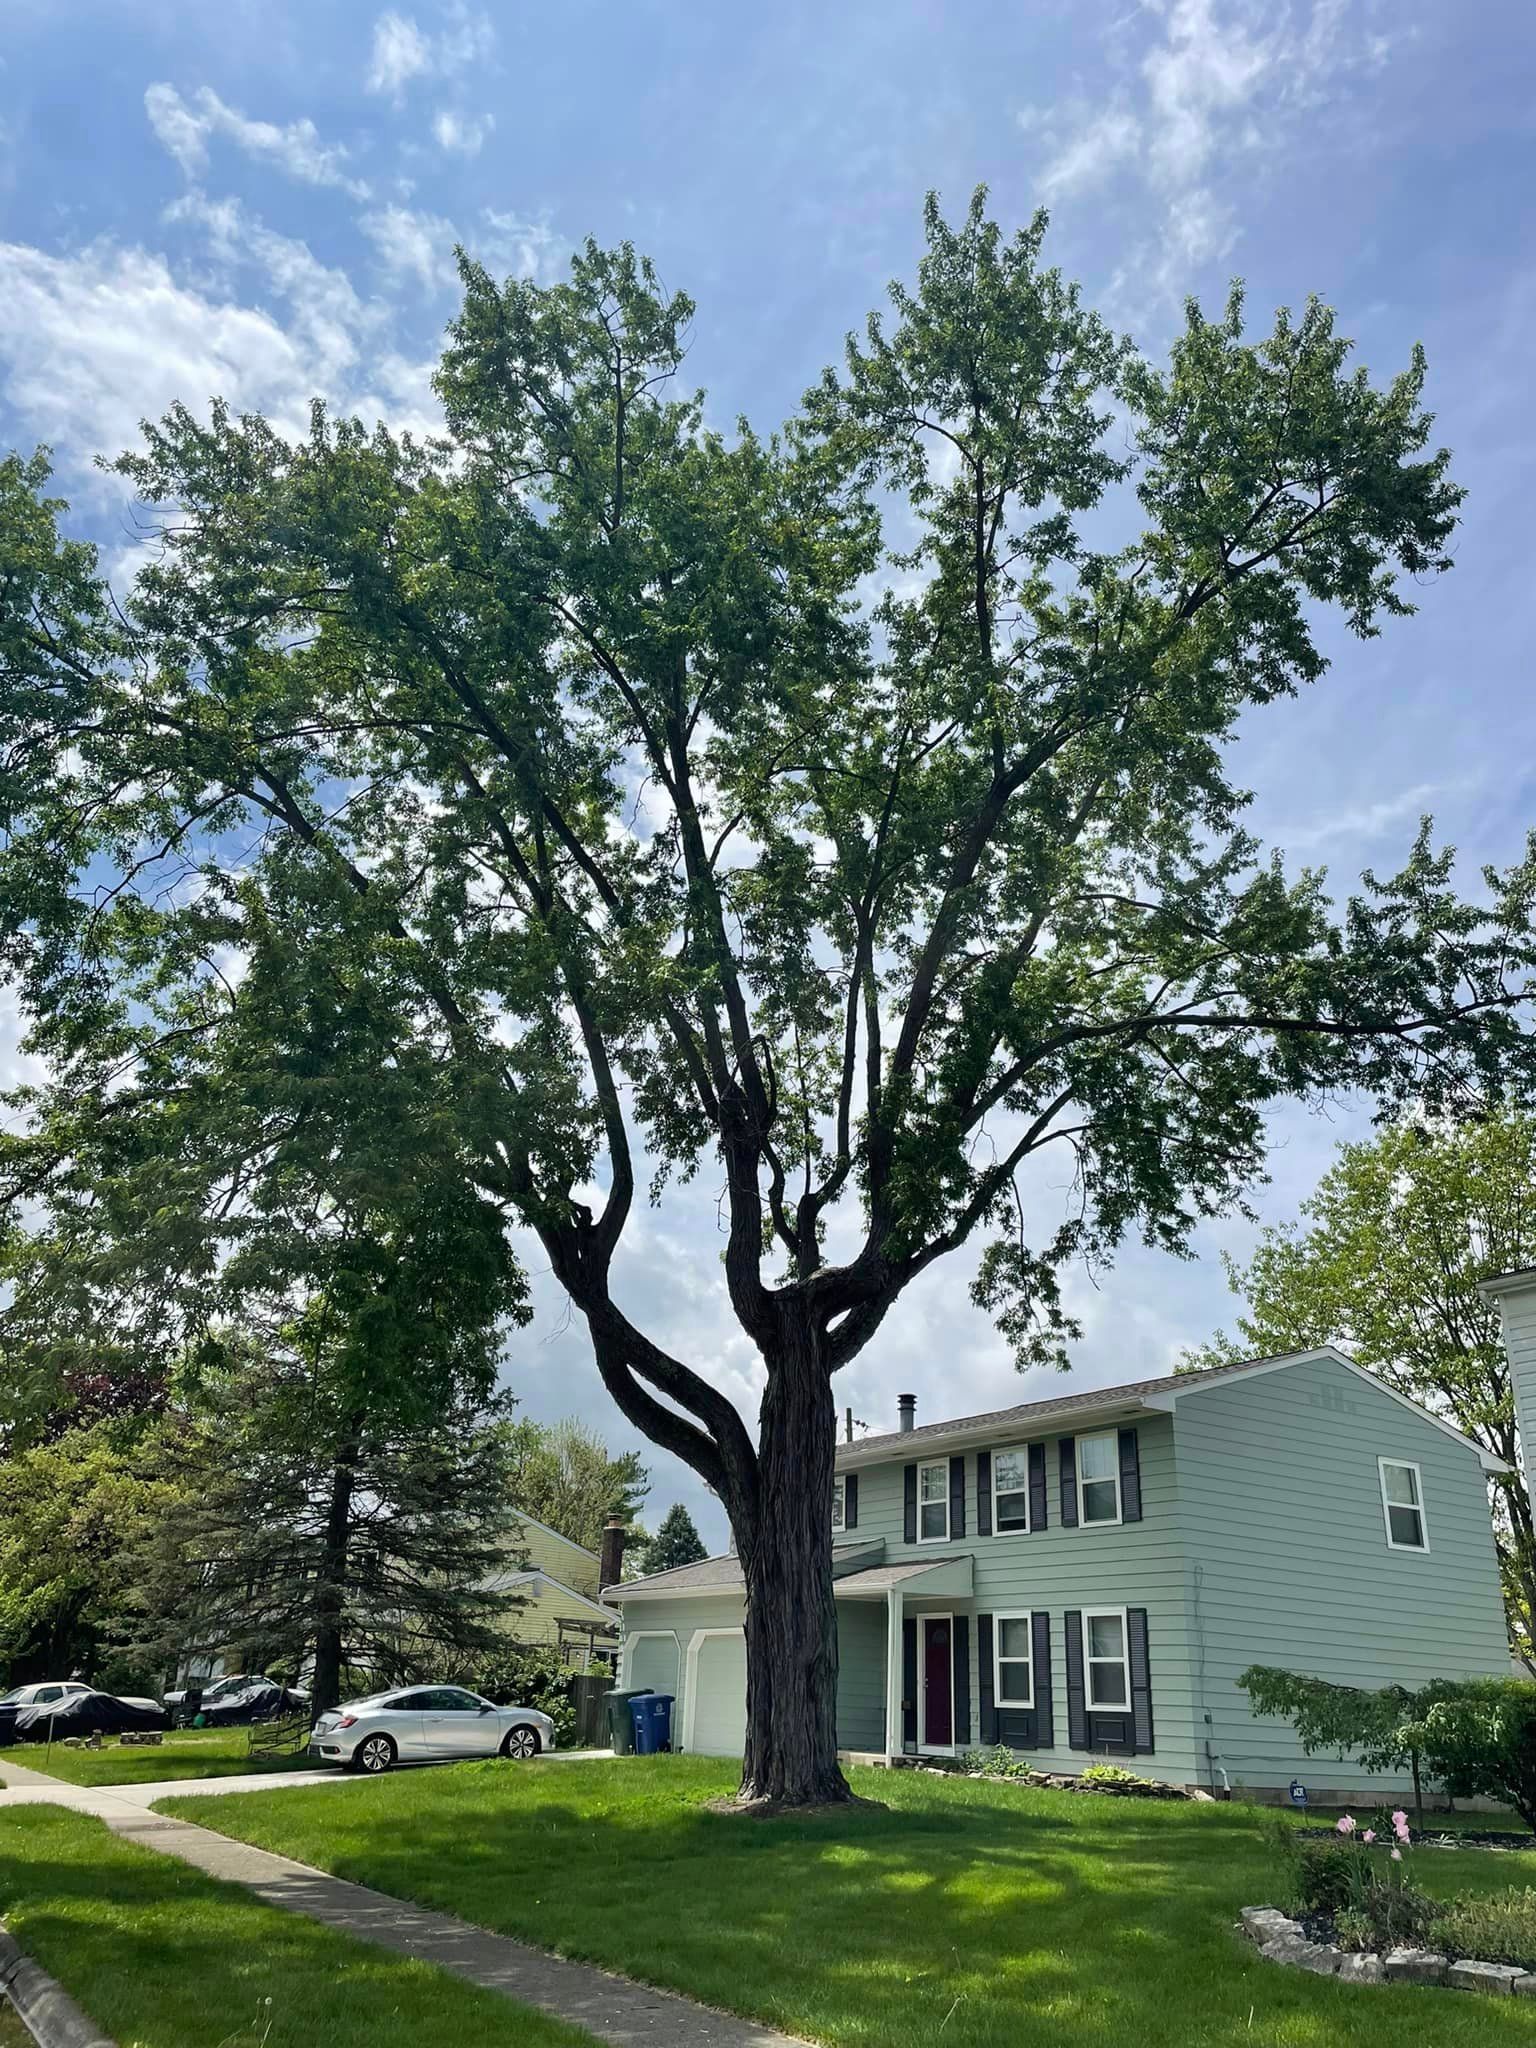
[1172, 1352, 1510, 1798]
[835, 1598, 888, 1751]
[846, 1413, 1202, 1783]
[515, 1514, 604, 1602]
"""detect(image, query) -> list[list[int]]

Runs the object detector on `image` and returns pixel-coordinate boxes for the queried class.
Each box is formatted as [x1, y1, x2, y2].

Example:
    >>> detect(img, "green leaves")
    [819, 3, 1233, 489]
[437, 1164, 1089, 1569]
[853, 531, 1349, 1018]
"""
[0, 188, 1526, 1437]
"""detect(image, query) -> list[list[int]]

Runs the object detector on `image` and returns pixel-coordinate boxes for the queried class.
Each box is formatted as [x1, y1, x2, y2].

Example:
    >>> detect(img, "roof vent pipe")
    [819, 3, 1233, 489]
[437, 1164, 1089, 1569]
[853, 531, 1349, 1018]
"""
[898, 1393, 916, 1433]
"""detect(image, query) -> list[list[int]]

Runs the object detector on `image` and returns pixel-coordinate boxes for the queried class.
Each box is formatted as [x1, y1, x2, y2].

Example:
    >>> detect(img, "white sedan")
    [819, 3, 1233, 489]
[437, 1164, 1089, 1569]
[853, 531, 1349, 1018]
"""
[309, 1685, 556, 1773]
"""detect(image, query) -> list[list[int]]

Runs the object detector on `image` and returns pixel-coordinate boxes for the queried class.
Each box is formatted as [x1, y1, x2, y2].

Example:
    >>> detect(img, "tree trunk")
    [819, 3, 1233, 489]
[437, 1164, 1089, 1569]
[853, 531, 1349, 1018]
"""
[736, 1328, 849, 1805]
[310, 1422, 360, 1717]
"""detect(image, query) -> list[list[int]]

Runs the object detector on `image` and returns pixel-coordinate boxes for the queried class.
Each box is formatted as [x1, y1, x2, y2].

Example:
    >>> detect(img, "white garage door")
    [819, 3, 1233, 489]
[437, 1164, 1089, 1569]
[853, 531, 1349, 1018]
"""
[687, 1631, 748, 1756]
[628, 1633, 680, 1700]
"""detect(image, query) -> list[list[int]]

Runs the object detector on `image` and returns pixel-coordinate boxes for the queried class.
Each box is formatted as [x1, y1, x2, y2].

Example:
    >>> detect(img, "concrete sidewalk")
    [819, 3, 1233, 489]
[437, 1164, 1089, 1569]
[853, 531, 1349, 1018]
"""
[0, 1752, 803, 2048]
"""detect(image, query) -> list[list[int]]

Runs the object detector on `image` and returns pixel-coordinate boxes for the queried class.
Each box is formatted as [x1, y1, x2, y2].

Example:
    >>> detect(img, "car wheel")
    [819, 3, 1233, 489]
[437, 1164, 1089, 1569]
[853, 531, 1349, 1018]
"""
[355, 1733, 396, 1775]
[501, 1725, 540, 1761]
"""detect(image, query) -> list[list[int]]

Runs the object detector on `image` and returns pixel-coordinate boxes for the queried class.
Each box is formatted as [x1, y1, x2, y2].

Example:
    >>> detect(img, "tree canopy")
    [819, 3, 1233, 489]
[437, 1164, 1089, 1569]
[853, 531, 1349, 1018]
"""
[1187, 1113, 1536, 1663]
[4, 191, 1535, 1798]
[502, 1416, 649, 1551]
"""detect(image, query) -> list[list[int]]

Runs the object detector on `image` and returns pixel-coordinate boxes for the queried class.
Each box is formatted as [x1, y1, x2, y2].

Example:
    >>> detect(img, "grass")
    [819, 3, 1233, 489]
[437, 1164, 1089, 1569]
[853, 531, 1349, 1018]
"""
[7, 1726, 317, 1786]
[164, 1757, 1536, 2048]
[0, 1803, 591, 2048]
[0, 2003, 30, 2048]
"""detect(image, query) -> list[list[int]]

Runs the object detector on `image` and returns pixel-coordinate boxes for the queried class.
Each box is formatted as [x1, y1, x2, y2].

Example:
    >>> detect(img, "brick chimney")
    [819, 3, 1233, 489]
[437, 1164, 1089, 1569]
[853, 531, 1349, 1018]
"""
[599, 1515, 626, 1590]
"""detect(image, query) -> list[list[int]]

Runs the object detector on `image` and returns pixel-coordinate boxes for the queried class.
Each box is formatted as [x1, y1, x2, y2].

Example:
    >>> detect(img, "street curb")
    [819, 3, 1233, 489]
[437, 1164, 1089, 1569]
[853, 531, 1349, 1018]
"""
[0, 1928, 118, 2048]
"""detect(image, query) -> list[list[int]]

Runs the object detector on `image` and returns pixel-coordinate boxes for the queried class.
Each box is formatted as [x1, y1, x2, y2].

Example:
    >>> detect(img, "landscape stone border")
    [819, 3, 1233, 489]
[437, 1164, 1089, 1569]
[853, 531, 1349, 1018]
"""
[1241, 1906, 1531, 1997]
[0, 1927, 118, 2048]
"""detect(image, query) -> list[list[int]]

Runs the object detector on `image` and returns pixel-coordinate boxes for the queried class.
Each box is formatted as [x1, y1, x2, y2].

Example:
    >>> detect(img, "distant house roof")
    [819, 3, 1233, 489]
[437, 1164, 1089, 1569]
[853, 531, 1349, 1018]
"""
[607, 1539, 884, 1603]
[834, 1346, 1508, 1474]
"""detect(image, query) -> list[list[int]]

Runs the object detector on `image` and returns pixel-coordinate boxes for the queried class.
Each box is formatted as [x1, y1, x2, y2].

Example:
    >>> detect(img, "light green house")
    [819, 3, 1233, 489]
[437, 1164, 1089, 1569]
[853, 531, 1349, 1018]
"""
[481, 1511, 620, 1668]
[606, 1348, 1511, 1799]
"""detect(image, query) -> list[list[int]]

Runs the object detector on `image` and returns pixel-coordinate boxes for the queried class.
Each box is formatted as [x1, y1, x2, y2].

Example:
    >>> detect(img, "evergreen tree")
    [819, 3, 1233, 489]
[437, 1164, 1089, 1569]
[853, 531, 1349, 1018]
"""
[641, 1503, 708, 1575]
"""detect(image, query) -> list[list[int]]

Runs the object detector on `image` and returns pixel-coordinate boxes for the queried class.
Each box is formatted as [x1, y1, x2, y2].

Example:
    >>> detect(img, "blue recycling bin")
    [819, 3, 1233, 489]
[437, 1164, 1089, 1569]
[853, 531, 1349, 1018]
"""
[629, 1692, 674, 1755]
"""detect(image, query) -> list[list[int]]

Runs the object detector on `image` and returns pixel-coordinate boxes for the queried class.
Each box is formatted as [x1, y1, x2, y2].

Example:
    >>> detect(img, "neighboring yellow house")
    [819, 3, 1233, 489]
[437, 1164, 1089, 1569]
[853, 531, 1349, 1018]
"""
[481, 1511, 621, 1668]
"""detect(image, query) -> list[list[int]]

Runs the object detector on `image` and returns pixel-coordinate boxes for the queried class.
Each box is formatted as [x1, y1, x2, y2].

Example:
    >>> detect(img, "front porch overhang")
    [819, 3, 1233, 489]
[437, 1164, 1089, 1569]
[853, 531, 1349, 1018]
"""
[833, 1554, 974, 1601]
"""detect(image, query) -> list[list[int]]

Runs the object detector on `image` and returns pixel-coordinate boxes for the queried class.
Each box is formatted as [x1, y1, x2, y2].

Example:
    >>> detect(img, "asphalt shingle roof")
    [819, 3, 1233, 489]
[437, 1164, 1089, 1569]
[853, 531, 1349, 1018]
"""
[834, 1354, 1276, 1464]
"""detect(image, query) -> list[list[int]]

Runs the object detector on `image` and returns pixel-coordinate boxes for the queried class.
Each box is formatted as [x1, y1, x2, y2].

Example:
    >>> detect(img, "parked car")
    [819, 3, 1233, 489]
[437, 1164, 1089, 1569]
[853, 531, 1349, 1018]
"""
[309, 1686, 555, 1774]
[1, 1685, 167, 1744]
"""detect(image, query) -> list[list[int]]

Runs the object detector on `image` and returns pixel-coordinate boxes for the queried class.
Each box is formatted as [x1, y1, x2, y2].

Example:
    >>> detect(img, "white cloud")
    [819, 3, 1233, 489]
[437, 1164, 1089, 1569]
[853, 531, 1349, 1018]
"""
[0, 197, 441, 485]
[1276, 779, 1468, 852]
[366, 5, 494, 101]
[432, 108, 493, 156]
[144, 83, 369, 199]
[361, 203, 461, 291]
[1021, 0, 1399, 292]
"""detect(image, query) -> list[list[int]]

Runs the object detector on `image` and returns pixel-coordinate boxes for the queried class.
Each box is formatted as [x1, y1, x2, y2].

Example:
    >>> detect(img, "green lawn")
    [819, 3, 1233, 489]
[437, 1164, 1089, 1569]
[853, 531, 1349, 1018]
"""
[9, 1726, 317, 1786]
[0, 1804, 590, 2048]
[0, 2001, 30, 2048]
[161, 1757, 1536, 2048]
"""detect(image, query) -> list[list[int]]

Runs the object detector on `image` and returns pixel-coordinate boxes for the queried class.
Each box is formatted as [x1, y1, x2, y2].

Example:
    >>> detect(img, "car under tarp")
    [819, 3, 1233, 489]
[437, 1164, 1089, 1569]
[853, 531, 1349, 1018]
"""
[11, 1689, 168, 1741]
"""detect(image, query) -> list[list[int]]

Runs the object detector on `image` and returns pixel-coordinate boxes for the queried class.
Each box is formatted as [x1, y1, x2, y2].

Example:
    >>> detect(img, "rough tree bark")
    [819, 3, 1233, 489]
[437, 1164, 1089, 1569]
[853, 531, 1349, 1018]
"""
[735, 1328, 846, 1805]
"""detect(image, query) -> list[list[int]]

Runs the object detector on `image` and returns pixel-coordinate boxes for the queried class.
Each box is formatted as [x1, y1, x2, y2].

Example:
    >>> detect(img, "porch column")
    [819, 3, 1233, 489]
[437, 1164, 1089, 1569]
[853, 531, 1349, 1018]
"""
[884, 1586, 904, 1763]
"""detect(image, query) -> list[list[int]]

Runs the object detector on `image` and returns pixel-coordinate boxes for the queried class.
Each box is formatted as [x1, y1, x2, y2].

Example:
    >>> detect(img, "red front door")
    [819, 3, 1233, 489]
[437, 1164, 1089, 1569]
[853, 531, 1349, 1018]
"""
[922, 1617, 953, 1746]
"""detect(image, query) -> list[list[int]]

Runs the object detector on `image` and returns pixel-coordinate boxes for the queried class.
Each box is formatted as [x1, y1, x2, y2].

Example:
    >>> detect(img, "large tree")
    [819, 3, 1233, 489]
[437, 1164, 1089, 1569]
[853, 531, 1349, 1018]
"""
[4, 193, 1536, 1802]
[1185, 1113, 1536, 1666]
[641, 1502, 709, 1576]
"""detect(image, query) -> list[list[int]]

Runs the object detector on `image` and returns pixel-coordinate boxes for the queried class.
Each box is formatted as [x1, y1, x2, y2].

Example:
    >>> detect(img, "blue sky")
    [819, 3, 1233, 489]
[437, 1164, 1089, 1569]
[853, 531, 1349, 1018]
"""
[3, 0, 1535, 1547]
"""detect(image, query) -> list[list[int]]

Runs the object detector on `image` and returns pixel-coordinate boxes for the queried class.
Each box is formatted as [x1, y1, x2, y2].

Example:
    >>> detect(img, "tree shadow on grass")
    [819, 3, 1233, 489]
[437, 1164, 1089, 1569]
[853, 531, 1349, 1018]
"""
[169, 1762, 1536, 2048]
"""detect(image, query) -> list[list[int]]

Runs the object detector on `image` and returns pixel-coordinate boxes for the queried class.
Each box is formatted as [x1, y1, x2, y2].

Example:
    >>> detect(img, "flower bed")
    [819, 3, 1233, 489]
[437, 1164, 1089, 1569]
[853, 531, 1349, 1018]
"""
[961, 1749, 1193, 1799]
[1243, 1806, 1536, 1995]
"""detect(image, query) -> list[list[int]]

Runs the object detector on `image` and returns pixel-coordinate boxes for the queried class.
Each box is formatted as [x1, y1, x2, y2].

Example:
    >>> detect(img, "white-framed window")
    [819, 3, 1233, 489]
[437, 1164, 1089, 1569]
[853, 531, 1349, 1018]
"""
[1077, 1431, 1122, 1525]
[992, 1447, 1031, 1534]
[831, 1475, 846, 1533]
[1379, 1458, 1429, 1552]
[918, 1460, 949, 1542]
[994, 1612, 1034, 1706]
[1084, 1608, 1130, 1708]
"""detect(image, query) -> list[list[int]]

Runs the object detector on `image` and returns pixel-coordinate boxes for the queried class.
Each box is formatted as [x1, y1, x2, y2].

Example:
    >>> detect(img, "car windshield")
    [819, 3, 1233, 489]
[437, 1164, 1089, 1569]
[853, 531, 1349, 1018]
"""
[0, 1687, 25, 1705]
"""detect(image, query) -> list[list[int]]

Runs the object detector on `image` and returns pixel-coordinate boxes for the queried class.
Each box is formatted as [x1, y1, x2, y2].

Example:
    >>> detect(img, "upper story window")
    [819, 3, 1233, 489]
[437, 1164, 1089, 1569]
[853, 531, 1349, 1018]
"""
[1379, 1458, 1428, 1552]
[1084, 1609, 1130, 1707]
[918, 1460, 949, 1541]
[992, 1447, 1031, 1533]
[995, 1614, 1034, 1706]
[831, 1475, 846, 1533]
[1077, 1431, 1122, 1525]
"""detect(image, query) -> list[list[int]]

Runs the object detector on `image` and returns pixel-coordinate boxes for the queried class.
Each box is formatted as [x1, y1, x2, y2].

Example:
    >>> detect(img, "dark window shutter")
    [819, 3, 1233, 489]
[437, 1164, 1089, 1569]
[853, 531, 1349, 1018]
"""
[976, 1451, 992, 1537]
[903, 1464, 917, 1545]
[844, 1473, 859, 1530]
[1032, 1611, 1054, 1749]
[1028, 1442, 1048, 1531]
[901, 1617, 917, 1746]
[1059, 1438, 1079, 1528]
[1064, 1610, 1088, 1749]
[977, 1614, 997, 1742]
[949, 1455, 966, 1540]
[1128, 1608, 1154, 1754]
[1118, 1428, 1142, 1523]
[952, 1615, 971, 1747]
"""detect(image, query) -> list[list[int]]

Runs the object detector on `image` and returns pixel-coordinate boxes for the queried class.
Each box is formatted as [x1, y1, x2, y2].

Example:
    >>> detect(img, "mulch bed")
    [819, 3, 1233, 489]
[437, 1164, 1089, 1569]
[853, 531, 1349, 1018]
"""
[1298, 1826, 1536, 1852]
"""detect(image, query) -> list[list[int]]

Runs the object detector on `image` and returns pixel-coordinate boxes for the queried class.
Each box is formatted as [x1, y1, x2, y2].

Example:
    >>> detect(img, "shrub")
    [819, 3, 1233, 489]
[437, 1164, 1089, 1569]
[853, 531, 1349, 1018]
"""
[1433, 1888, 1536, 1970]
[454, 1645, 576, 1746]
[1079, 1763, 1143, 1787]
[1292, 1837, 1362, 1914]
[962, 1745, 1035, 1780]
[1403, 1680, 1536, 1833]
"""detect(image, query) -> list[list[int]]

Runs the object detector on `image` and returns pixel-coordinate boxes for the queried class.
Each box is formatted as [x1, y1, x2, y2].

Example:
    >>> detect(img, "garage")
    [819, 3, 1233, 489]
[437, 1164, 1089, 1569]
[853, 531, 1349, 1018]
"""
[684, 1629, 748, 1756]
[626, 1631, 680, 1700]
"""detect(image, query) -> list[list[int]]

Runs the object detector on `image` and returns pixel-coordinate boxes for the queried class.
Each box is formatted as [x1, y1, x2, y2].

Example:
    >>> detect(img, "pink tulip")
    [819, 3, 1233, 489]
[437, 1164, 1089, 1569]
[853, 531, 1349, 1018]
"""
[1362, 1829, 1376, 1844]
[1390, 1847, 1403, 1862]
[1336, 1815, 1357, 1836]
